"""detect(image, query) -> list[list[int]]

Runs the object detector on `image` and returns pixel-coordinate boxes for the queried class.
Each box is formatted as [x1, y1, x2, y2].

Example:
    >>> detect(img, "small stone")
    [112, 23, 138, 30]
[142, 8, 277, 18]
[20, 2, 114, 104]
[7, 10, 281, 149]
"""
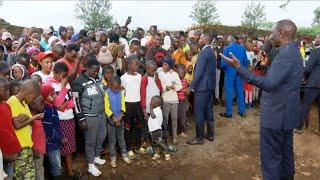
[121, 174, 128, 179]
[300, 172, 312, 176]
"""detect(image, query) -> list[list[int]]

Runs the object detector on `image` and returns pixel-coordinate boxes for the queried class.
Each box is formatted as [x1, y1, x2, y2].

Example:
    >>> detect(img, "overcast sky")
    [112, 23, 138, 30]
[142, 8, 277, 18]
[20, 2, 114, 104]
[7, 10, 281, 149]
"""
[0, 1, 317, 31]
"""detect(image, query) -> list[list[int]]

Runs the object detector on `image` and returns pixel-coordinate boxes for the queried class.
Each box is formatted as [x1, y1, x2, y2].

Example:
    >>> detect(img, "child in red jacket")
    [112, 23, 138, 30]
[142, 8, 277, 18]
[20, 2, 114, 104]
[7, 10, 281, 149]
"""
[244, 66, 254, 109]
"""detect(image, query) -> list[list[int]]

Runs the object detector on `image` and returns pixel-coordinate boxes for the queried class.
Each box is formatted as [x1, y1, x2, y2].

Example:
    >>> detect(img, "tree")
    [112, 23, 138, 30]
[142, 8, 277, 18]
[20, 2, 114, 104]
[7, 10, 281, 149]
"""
[0, 1, 3, 7]
[241, 2, 267, 29]
[75, 0, 113, 30]
[313, 7, 320, 25]
[279, 0, 291, 9]
[257, 21, 274, 31]
[189, 0, 220, 25]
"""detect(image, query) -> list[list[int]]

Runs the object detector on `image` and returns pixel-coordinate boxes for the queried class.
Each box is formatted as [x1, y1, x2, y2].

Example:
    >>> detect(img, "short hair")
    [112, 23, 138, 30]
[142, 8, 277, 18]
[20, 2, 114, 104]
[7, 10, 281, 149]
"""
[0, 76, 8, 84]
[120, 26, 128, 31]
[110, 75, 121, 85]
[86, 58, 100, 68]
[53, 62, 69, 74]
[66, 43, 80, 52]
[146, 60, 158, 69]
[126, 55, 139, 65]
[21, 79, 40, 94]
[109, 32, 119, 43]
[9, 80, 21, 94]
[131, 40, 140, 46]
[79, 29, 87, 37]
[17, 53, 30, 61]
[155, 33, 162, 38]
[136, 27, 144, 32]
[190, 43, 198, 48]
[102, 64, 114, 74]
[179, 34, 186, 39]
[176, 63, 186, 70]
[152, 95, 163, 106]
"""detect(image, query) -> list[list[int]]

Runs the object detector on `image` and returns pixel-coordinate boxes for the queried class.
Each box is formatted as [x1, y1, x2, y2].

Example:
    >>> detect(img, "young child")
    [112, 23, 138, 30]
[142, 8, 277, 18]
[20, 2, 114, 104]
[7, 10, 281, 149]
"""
[190, 43, 199, 66]
[140, 60, 162, 153]
[105, 76, 132, 168]
[43, 62, 77, 178]
[121, 55, 146, 159]
[184, 50, 194, 84]
[252, 59, 262, 108]
[0, 77, 22, 179]
[176, 64, 189, 139]
[102, 64, 115, 91]
[244, 66, 254, 109]
[148, 95, 170, 161]
[158, 58, 182, 145]
[26, 47, 40, 73]
[32, 51, 54, 83]
[9, 80, 22, 96]
[29, 95, 46, 180]
[10, 64, 27, 81]
[72, 58, 107, 177]
[6, 80, 43, 179]
[40, 85, 64, 179]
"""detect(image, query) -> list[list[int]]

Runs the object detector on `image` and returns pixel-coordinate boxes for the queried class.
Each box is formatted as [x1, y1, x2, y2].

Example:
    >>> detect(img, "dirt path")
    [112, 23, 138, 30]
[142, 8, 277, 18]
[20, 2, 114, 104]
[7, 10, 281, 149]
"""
[73, 105, 320, 180]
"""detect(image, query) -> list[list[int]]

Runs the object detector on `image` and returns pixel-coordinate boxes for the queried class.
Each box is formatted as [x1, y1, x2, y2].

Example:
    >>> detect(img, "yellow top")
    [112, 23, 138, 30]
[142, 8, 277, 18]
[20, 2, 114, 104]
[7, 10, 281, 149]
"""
[182, 44, 190, 52]
[185, 73, 193, 84]
[104, 90, 126, 117]
[6, 96, 33, 148]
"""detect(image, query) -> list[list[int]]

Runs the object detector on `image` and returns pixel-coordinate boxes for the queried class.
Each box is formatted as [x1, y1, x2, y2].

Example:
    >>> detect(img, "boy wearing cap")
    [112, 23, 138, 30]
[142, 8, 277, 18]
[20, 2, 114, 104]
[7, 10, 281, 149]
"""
[32, 51, 54, 83]
[40, 28, 53, 51]
[158, 58, 182, 145]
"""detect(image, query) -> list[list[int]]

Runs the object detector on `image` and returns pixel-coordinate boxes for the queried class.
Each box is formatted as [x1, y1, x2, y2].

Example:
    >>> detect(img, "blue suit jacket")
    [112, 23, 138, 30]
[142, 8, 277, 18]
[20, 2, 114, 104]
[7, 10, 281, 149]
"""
[190, 46, 216, 92]
[237, 42, 303, 130]
[222, 43, 248, 77]
[304, 48, 320, 88]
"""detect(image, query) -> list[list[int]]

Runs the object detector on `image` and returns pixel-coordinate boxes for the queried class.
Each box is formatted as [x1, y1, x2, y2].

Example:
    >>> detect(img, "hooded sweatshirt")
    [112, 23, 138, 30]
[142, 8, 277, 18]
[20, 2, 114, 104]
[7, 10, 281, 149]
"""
[10, 64, 28, 80]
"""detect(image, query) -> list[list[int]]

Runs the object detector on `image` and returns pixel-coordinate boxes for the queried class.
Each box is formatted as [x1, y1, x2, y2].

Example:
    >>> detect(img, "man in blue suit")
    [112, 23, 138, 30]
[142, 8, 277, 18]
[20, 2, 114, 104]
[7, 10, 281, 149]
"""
[220, 36, 248, 118]
[220, 20, 303, 180]
[185, 33, 216, 145]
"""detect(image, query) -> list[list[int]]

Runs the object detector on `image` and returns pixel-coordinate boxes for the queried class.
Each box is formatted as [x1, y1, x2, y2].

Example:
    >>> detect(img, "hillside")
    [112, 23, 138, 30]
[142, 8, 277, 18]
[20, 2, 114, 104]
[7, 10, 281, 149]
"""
[0, 18, 42, 38]
[189, 24, 271, 37]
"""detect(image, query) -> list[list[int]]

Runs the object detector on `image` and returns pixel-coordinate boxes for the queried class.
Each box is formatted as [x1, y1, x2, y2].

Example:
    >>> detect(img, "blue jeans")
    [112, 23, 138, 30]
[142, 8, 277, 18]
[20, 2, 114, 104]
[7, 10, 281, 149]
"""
[46, 150, 61, 176]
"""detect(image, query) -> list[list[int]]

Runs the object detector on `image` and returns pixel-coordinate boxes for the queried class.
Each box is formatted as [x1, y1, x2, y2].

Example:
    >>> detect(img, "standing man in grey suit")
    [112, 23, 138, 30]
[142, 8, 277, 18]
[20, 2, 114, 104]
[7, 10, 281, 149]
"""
[295, 35, 320, 134]
[220, 20, 303, 180]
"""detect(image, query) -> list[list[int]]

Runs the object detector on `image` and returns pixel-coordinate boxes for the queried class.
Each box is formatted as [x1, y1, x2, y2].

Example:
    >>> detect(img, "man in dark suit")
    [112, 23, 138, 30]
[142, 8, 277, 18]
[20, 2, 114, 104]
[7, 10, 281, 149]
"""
[220, 20, 303, 180]
[185, 33, 216, 145]
[295, 40, 320, 134]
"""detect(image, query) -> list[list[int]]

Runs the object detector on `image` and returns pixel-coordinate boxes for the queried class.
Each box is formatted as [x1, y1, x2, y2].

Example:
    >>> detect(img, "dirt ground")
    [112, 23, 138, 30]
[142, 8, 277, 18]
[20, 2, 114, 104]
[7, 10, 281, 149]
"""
[72, 104, 320, 180]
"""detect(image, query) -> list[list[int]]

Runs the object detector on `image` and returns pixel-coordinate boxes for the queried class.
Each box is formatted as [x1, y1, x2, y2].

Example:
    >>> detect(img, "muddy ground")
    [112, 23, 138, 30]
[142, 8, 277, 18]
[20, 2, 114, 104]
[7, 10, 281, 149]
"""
[71, 104, 320, 180]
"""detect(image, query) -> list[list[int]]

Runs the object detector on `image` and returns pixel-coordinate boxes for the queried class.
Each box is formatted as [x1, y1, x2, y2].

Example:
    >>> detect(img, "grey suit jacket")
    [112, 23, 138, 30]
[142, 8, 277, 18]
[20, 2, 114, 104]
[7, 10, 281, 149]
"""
[237, 42, 304, 130]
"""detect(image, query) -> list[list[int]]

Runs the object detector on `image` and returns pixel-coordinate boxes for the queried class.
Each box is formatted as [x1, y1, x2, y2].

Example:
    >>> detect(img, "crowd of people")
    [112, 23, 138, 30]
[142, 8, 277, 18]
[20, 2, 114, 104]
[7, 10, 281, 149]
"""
[0, 18, 319, 180]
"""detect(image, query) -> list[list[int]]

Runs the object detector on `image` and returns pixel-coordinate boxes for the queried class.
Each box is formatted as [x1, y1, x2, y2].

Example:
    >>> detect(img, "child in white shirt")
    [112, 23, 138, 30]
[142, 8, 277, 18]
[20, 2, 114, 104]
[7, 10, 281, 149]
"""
[148, 96, 170, 161]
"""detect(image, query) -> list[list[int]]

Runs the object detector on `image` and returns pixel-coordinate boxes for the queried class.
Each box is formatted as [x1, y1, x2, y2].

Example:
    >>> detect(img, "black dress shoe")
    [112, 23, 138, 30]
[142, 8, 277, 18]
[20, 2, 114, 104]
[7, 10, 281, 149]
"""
[219, 113, 232, 118]
[187, 138, 204, 145]
[238, 112, 246, 118]
[204, 135, 214, 141]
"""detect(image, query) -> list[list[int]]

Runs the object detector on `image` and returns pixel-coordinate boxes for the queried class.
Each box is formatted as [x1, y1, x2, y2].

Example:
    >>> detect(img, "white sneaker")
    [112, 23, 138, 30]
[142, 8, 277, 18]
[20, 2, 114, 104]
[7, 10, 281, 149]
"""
[94, 156, 106, 165]
[88, 164, 102, 177]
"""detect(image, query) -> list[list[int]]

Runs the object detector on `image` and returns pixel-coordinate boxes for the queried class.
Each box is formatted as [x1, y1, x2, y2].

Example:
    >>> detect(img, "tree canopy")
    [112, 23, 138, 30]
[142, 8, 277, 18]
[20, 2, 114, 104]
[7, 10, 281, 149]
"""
[241, 2, 267, 29]
[75, 0, 113, 30]
[189, 0, 220, 25]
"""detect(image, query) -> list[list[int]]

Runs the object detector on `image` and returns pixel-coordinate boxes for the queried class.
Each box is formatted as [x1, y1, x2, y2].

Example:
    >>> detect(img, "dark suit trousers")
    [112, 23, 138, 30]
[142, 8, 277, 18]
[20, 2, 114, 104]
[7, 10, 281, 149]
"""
[298, 87, 320, 129]
[194, 90, 214, 126]
[260, 127, 294, 180]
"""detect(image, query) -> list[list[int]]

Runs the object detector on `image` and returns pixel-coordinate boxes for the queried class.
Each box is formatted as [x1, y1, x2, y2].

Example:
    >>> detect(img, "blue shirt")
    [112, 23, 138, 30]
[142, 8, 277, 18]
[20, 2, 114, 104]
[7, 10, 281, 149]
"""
[222, 43, 248, 77]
